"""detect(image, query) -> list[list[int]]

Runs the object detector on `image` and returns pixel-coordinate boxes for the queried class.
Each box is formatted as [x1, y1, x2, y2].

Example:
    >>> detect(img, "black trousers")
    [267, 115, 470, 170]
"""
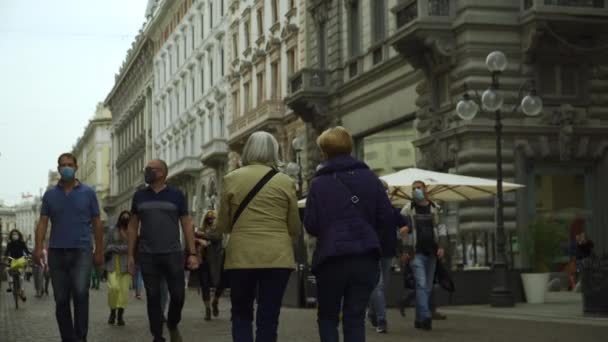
[139, 252, 185, 341]
[198, 261, 225, 302]
[230, 268, 291, 342]
[316, 254, 379, 342]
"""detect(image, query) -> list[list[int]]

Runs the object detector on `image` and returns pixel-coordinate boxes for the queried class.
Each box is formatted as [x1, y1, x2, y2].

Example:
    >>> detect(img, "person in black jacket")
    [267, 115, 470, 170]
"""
[4, 229, 30, 300]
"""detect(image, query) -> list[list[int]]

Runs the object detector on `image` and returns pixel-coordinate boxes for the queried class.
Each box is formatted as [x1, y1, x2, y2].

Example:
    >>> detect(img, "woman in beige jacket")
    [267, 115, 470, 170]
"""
[217, 131, 301, 342]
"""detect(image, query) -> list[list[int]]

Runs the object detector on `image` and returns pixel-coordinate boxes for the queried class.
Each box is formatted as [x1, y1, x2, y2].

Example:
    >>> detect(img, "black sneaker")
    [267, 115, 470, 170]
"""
[376, 320, 387, 333]
[367, 312, 378, 327]
[414, 319, 432, 331]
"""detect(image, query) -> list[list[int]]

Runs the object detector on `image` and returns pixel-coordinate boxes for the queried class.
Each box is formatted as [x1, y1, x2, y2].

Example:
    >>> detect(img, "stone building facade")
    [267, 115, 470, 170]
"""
[287, 0, 608, 265]
[227, 0, 307, 191]
[104, 20, 155, 222]
[72, 104, 113, 222]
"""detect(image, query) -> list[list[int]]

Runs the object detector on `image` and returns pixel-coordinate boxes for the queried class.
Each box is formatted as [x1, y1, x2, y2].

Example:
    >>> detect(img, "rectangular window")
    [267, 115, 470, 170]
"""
[244, 82, 251, 112]
[169, 52, 173, 76]
[232, 91, 240, 118]
[176, 42, 181, 67]
[271, 61, 280, 99]
[183, 83, 187, 109]
[287, 49, 296, 76]
[348, 1, 360, 57]
[183, 35, 187, 60]
[232, 33, 239, 59]
[245, 20, 251, 48]
[191, 76, 195, 102]
[257, 72, 265, 105]
[257, 9, 264, 38]
[209, 1, 213, 28]
[539, 64, 582, 100]
[372, 0, 386, 41]
[210, 58, 214, 86]
[200, 67, 205, 94]
[191, 25, 195, 51]
[220, 48, 225, 76]
[272, 0, 279, 23]
[220, 0, 224, 14]
[176, 91, 181, 114]
[200, 14, 205, 39]
[290, 0, 295, 9]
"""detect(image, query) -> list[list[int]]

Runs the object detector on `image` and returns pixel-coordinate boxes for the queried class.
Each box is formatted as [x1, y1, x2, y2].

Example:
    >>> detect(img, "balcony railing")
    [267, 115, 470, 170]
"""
[288, 68, 329, 95]
[228, 100, 285, 136]
[201, 138, 229, 164]
[394, 0, 451, 29]
[524, 0, 607, 9]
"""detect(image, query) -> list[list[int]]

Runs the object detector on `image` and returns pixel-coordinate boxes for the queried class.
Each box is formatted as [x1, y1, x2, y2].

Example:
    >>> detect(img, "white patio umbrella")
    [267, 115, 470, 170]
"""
[379, 168, 524, 202]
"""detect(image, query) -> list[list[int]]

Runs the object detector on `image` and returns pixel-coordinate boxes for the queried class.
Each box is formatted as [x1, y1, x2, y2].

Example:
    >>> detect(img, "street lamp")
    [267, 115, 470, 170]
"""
[292, 136, 305, 198]
[456, 51, 543, 308]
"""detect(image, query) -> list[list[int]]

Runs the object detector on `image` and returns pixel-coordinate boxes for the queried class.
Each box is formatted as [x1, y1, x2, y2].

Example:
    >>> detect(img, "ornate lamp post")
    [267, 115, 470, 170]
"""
[456, 51, 543, 307]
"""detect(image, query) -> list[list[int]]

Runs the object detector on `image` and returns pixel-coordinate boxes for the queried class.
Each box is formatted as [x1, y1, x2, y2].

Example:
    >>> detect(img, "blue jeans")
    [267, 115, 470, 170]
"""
[368, 257, 393, 325]
[230, 268, 292, 342]
[48, 248, 93, 342]
[316, 255, 379, 342]
[410, 254, 437, 322]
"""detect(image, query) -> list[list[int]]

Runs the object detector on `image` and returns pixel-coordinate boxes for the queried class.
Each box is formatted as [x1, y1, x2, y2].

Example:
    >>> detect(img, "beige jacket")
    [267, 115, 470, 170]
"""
[217, 164, 301, 270]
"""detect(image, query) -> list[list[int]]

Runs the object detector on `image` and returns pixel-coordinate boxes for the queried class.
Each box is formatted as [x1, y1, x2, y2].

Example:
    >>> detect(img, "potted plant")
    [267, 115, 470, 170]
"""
[521, 218, 567, 304]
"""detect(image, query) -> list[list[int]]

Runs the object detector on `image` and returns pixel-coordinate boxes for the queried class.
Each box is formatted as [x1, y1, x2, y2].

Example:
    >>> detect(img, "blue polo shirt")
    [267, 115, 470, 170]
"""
[41, 182, 100, 249]
[131, 185, 188, 254]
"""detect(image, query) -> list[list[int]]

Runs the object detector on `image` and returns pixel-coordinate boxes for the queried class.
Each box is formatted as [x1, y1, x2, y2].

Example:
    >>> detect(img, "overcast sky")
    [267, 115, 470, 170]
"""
[0, 0, 148, 205]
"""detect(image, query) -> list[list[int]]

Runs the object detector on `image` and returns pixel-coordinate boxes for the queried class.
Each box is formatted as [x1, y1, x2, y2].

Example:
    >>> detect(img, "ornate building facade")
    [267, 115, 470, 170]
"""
[227, 0, 307, 192]
[287, 0, 608, 265]
[104, 21, 155, 222]
[72, 104, 113, 222]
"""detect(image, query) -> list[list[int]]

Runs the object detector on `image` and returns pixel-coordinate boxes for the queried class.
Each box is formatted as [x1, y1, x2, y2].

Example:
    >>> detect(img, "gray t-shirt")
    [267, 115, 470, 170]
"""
[131, 186, 188, 254]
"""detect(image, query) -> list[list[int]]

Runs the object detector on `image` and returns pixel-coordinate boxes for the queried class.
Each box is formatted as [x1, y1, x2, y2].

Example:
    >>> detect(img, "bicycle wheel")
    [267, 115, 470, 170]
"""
[12, 274, 20, 310]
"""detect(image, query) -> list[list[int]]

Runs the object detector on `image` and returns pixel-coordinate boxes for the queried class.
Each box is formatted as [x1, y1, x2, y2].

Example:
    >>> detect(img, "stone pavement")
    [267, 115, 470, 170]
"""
[1, 280, 606, 342]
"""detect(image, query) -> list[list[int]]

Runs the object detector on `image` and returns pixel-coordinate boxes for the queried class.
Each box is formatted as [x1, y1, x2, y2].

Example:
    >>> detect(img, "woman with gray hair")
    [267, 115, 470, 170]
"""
[216, 131, 301, 342]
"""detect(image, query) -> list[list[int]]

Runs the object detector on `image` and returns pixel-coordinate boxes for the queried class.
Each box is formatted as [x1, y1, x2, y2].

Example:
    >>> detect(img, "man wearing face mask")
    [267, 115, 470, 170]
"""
[127, 159, 199, 342]
[399, 180, 448, 331]
[34, 152, 104, 342]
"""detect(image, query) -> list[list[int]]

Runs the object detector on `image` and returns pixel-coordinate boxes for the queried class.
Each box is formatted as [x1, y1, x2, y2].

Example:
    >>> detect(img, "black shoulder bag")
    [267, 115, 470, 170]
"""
[232, 168, 278, 227]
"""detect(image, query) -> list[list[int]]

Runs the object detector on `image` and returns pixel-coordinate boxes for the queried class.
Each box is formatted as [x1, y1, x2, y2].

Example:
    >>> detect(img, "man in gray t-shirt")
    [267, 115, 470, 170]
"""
[128, 159, 199, 342]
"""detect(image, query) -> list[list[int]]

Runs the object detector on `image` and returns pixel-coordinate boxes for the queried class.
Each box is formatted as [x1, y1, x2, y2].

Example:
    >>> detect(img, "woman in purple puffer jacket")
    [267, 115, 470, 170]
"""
[304, 126, 395, 342]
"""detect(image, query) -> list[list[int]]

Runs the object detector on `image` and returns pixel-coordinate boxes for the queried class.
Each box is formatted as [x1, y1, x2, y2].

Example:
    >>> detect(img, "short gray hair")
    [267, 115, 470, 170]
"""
[241, 131, 281, 167]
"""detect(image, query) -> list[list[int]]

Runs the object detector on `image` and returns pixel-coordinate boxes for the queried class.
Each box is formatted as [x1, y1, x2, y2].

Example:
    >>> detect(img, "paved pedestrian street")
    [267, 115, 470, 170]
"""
[1, 281, 606, 342]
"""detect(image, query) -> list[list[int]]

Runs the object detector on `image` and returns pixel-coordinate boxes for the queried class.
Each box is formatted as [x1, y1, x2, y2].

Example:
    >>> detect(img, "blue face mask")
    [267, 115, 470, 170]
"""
[413, 188, 425, 201]
[59, 166, 76, 181]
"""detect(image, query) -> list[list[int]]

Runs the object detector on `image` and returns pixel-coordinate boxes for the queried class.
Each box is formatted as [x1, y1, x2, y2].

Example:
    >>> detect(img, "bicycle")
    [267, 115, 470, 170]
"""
[3, 256, 28, 310]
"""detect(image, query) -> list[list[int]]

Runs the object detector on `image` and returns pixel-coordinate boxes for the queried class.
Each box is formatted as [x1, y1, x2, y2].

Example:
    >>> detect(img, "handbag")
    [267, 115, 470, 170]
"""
[232, 168, 278, 227]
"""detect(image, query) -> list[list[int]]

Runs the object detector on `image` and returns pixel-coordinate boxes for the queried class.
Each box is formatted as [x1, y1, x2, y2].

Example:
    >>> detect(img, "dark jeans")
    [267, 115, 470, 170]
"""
[198, 261, 225, 302]
[139, 252, 185, 341]
[316, 254, 379, 342]
[48, 248, 93, 342]
[230, 268, 292, 342]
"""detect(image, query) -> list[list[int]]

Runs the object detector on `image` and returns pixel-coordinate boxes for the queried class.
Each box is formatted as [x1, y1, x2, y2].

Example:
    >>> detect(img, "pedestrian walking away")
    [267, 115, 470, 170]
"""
[304, 126, 395, 342]
[33, 152, 105, 342]
[127, 159, 200, 342]
[105, 210, 133, 326]
[367, 180, 411, 333]
[195, 209, 227, 321]
[216, 131, 301, 342]
[400, 180, 448, 331]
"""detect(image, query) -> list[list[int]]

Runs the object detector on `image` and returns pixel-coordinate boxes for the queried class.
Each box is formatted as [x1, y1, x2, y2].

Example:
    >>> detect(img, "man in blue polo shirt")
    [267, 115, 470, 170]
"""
[33, 152, 104, 342]
[127, 159, 199, 342]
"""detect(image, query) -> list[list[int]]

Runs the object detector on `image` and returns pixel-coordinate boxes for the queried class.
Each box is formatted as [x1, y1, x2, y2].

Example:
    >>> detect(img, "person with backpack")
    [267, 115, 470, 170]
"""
[304, 126, 394, 342]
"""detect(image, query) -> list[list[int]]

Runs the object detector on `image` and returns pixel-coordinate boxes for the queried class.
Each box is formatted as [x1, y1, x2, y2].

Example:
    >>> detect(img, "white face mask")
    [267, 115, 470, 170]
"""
[11, 234, 19, 241]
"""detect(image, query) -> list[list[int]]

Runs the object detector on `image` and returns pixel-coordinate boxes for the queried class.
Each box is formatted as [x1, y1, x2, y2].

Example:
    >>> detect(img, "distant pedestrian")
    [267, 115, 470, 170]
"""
[105, 210, 132, 326]
[33, 152, 105, 342]
[367, 180, 410, 333]
[304, 126, 394, 342]
[127, 159, 199, 342]
[216, 131, 301, 342]
[400, 180, 448, 331]
[4, 228, 31, 300]
[195, 209, 227, 321]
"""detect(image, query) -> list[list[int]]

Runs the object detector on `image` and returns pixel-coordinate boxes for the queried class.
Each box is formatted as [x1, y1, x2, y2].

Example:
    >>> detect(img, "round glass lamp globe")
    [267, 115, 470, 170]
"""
[486, 51, 508, 73]
[456, 99, 479, 120]
[482, 88, 504, 111]
[521, 95, 543, 116]
[285, 162, 300, 176]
